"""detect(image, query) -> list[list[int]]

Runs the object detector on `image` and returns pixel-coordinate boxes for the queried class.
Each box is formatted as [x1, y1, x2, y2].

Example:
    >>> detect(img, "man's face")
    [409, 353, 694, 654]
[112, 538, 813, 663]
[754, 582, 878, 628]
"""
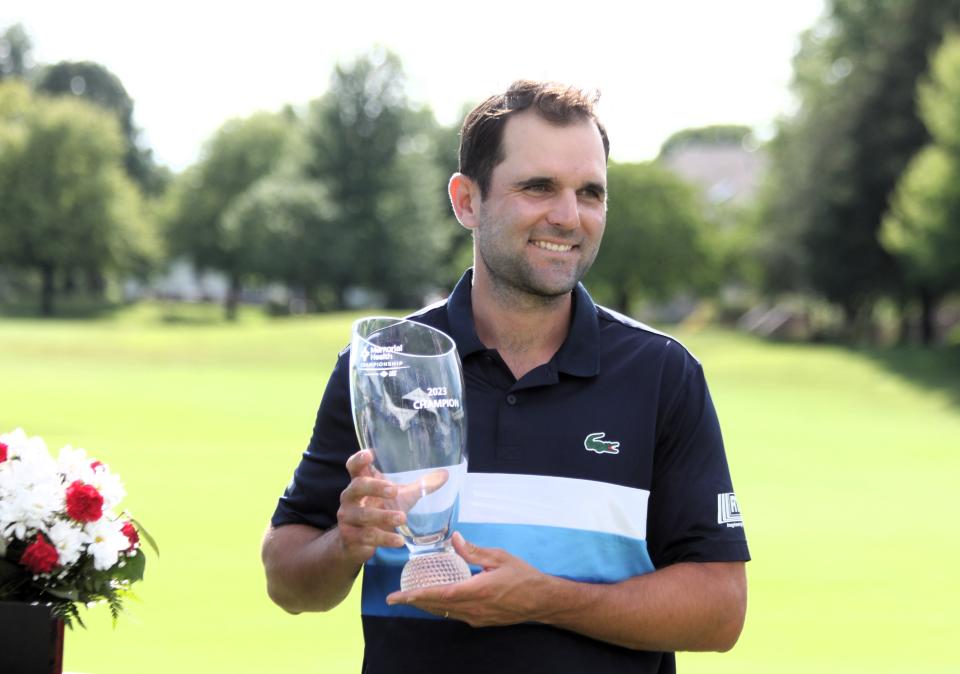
[473, 111, 608, 301]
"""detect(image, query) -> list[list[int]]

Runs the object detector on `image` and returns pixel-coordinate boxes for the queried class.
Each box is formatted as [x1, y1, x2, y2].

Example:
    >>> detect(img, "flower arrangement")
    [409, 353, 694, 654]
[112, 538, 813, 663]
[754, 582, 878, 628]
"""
[0, 428, 156, 627]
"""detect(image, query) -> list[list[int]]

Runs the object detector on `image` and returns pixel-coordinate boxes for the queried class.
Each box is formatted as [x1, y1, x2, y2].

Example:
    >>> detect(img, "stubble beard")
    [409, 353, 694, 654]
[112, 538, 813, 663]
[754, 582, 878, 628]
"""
[474, 211, 598, 311]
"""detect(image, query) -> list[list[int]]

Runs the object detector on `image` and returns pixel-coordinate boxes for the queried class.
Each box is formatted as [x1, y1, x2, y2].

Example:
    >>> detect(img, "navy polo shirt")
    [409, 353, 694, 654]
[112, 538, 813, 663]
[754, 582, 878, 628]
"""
[272, 269, 749, 674]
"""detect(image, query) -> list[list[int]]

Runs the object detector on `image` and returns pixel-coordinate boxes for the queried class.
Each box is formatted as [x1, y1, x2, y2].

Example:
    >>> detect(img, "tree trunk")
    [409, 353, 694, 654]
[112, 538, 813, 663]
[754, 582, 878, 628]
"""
[616, 288, 630, 315]
[897, 299, 912, 346]
[86, 269, 106, 299]
[62, 268, 77, 296]
[919, 288, 938, 347]
[40, 263, 56, 317]
[224, 274, 241, 322]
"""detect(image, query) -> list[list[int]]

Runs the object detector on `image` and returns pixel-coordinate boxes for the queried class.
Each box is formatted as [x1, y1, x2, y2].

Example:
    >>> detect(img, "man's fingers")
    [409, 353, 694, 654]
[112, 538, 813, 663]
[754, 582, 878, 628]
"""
[345, 448, 377, 478]
[452, 532, 504, 567]
[339, 525, 405, 554]
[339, 501, 406, 530]
[341, 475, 397, 504]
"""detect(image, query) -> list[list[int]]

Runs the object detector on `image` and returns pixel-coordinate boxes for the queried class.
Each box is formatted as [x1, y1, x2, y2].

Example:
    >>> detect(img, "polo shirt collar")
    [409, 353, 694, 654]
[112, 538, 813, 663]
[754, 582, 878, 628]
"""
[445, 269, 600, 378]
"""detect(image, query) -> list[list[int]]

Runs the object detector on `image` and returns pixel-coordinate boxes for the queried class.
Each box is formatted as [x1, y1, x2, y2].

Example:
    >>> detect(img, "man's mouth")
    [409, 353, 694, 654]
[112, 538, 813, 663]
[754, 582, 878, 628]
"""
[531, 240, 575, 253]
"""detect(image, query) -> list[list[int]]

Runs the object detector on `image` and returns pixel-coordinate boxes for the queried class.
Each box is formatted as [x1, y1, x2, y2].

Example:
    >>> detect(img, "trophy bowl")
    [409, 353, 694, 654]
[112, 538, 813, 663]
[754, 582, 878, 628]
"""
[349, 317, 472, 591]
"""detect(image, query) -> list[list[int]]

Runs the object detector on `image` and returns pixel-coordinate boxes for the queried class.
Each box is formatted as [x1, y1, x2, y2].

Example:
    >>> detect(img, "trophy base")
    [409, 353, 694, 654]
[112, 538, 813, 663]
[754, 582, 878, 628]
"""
[400, 549, 472, 591]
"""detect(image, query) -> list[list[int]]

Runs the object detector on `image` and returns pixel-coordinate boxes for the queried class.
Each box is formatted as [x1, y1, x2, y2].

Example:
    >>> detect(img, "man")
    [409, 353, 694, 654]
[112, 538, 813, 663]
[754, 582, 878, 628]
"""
[262, 80, 749, 673]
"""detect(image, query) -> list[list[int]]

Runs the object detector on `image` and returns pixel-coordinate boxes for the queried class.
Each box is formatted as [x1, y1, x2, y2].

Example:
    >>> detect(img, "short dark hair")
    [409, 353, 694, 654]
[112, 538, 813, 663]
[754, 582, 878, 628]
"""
[458, 80, 610, 199]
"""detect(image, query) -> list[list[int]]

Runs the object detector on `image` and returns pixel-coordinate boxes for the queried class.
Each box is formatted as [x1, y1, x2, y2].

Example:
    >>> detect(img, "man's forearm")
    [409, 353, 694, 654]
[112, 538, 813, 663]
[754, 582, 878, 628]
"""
[539, 561, 747, 652]
[261, 524, 363, 614]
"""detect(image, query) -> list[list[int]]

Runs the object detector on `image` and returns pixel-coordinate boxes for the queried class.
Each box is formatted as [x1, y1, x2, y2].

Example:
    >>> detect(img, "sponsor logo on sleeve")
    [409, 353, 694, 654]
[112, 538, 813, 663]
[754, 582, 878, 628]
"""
[717, 492, 743, 528]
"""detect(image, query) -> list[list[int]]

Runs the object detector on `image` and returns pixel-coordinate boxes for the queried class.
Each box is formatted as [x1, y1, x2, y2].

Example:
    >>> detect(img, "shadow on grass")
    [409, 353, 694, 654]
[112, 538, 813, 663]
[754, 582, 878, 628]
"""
[0, 299, 125, 320]
[0, 299, 235, 325]
[850, 343, 960, 409]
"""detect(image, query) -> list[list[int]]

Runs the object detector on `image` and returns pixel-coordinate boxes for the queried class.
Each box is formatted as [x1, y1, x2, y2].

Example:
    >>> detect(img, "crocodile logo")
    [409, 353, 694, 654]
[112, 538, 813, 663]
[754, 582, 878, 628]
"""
[584, 432, 620, 455]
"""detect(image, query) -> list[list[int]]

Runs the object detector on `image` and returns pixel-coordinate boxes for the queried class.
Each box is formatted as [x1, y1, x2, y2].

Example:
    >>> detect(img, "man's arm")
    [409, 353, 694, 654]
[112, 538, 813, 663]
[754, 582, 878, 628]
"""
[261, 449, 406, 614]
[388, 533, 747, 653]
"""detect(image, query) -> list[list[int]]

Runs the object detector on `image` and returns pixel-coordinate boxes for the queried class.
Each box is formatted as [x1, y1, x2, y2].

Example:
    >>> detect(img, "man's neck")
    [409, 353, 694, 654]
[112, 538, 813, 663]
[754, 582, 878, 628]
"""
[470, 272, 573, 380]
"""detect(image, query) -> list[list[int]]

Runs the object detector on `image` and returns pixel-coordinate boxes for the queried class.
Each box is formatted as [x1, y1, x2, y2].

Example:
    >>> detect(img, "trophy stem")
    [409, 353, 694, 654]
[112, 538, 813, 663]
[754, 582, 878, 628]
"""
[400, 540, 472, 591]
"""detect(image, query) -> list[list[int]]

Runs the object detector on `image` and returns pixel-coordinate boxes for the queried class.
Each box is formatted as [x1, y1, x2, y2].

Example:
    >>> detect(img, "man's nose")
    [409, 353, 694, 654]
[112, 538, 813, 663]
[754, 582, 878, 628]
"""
[546, 189, 581, 230]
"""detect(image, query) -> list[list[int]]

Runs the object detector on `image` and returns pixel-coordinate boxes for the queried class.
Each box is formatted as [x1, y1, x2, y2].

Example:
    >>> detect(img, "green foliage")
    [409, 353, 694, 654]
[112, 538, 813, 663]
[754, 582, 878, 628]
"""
[882, 147, 960, 288]
[918, 30, 960, 153]
[882, 32, 960, 307]
[164, 110, 296, 315]
[761, 0, 960, 329]
[37, 60, 167, 196]
[303, 48, 453, 306]
[586, 161, 716, 312]
[0, 81, 154, 315]
[222, 177, 343, 305]
[0, 23, 33, 81]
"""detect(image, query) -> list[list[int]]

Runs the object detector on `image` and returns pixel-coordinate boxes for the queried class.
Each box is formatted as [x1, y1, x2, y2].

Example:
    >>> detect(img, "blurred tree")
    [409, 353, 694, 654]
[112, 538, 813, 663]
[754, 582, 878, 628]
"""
[164, 110, 295, 319]
[761, 0, 960, 338]
[0, 81, 155, 315]
[222, 177, 341, 309]
[586, 162, 716, 313]
[303, 48, 450, 307]
[0, 24, 34, 81]
[37, 61, 168, 196]
[882, 32, 960, 344]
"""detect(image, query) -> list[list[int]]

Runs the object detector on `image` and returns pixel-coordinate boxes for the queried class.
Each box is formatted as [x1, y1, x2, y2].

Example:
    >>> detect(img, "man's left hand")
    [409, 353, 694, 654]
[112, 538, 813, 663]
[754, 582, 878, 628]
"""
[386, 532, 552, 627]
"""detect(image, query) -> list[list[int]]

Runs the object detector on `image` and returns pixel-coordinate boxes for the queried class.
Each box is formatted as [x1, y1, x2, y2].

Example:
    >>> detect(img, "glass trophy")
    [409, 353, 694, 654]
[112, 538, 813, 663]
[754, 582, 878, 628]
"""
[349, 317, 472, 591]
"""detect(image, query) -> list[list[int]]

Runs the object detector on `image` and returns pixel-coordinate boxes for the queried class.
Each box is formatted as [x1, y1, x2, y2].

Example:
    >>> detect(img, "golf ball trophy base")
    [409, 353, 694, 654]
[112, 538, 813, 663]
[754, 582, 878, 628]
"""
[400, 545, 472, 591]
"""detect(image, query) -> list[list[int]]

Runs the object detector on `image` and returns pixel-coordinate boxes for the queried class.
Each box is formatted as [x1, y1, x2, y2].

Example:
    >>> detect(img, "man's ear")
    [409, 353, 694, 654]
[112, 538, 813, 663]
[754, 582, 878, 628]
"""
[448, 173, 481, 230]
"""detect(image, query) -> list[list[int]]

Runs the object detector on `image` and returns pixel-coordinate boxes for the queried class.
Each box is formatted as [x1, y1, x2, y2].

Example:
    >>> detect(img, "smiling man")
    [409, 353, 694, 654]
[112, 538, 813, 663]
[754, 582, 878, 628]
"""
[262, 80, 750, 674]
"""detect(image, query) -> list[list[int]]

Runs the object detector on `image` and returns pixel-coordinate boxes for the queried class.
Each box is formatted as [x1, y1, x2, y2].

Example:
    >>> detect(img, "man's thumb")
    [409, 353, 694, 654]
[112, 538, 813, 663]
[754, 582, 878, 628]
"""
[452, 531, 498, 567]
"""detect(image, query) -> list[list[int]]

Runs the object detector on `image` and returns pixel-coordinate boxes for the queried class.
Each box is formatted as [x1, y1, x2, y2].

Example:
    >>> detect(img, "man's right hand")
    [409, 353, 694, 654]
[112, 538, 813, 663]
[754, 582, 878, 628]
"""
[336, 449, 407, 565]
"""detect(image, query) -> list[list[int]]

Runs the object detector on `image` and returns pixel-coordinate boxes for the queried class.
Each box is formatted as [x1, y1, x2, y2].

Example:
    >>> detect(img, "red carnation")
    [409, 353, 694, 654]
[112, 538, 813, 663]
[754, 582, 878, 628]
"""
[121, 521, 140, 551]
[90, 460, 103, 470]
[0, 441, 7, 463]
[65, 480, 104, 523]
[21, 535, 59, 574]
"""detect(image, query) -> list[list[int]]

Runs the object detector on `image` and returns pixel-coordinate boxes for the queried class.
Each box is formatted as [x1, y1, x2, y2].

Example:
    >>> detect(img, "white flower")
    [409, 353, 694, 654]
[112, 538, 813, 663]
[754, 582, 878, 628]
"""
[0, 467, 63, 540]
[47, 520, 88, 568]
[57, 445, 95, 484]
[0, 427, 30, 454]
[84, 518, 129, 571]
[88, 464, 125, 510]
[3, 434, 58, 489]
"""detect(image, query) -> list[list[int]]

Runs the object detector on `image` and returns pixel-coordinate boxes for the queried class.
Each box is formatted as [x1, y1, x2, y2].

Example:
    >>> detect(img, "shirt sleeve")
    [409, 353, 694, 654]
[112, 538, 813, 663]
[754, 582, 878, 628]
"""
[271, 351, 359, 530]
[645, 341, 750, 568]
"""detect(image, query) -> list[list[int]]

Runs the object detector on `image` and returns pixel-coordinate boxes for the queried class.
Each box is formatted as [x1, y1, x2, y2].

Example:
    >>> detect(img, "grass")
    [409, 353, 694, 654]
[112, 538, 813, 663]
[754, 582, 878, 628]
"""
[0, 305, 958, 673]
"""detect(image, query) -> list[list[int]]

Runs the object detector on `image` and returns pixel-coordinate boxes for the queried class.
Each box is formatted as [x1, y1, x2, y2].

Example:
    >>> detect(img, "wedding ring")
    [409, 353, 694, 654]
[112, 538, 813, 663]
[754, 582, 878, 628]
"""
[444, 610, 450, 619]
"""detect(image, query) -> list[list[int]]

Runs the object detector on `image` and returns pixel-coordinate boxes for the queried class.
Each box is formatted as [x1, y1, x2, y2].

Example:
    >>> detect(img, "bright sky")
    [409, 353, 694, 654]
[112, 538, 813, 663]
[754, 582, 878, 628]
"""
[2, 0, 824, 172]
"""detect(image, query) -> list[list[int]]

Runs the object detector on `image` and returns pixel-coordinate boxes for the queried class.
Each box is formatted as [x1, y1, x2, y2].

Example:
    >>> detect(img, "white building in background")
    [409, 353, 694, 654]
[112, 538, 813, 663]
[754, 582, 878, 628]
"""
[660, 140, 767, 207]
[123, 257, 229, 302]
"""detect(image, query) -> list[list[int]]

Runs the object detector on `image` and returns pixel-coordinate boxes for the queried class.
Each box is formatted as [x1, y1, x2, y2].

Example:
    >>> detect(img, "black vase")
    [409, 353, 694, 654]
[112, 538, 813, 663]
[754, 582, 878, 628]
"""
[0, 601, 65, 674]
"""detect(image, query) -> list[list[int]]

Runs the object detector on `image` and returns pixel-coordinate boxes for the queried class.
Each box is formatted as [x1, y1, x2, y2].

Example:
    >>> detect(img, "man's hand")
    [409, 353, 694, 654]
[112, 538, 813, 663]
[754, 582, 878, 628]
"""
[386, 532, 747, 652]
[336, 449, 406, 565]
[386, 532, 553, 627]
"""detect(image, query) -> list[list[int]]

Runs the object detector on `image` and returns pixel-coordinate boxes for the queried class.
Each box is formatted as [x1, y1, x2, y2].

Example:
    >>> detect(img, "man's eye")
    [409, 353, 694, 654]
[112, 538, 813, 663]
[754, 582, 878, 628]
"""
[525, 183, 550, 193]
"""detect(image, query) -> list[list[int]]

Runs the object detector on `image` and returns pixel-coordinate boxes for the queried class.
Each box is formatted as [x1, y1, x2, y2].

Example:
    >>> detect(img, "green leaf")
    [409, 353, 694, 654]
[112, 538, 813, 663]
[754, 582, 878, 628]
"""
[112, 550, 145, 583]
[131, 518, 159, 557]
[46, 587, 80, 602]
